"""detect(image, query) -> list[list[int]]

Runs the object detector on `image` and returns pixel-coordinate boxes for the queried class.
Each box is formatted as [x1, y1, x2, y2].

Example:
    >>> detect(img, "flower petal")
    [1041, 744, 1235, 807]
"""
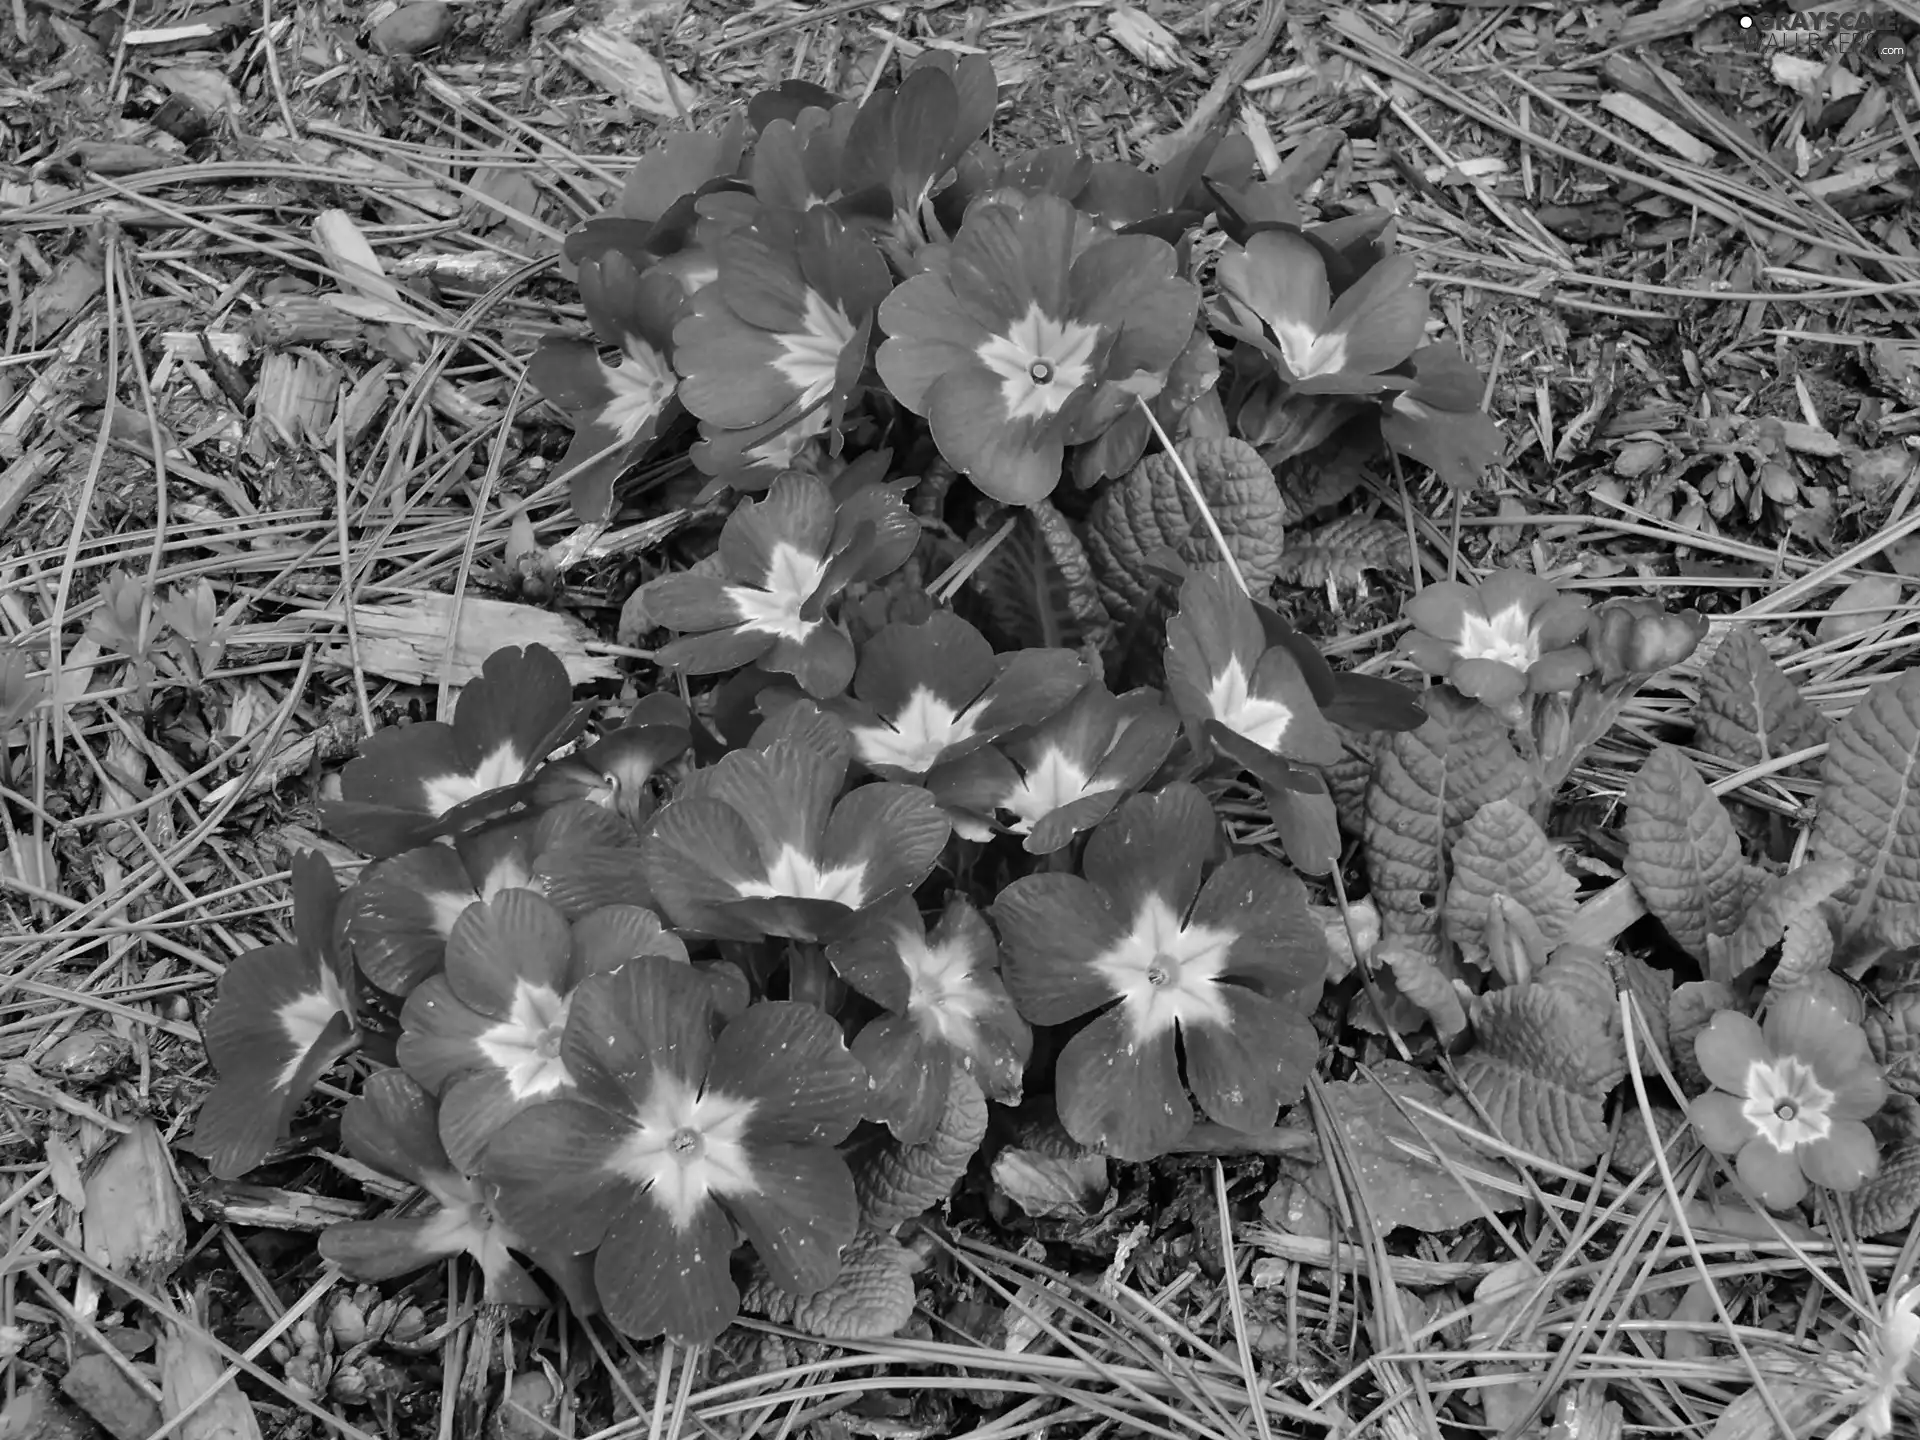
[444, 889, 574, 1020]
[440, 1069, 547, 1175]
[702, 740, 848, 873]
[763, 623, 859, 700]
[341, 1070, 452, 1187]
[1215, 231, 1332, 350]
[1164, 572, 1268, 731]
[949, 195, 1076, 328]
[1246, 645, 1343, 766]
[527, 337, 615, 413]
[637, 574, 741, 635]
[992, 874, 1130, 1024]
[1081, 783, 1218, 922]
[824, 895, 919, 1013]
[1450, 657, 1526, 708]
[1764, 990, 1881, 1098]
[707, 1000, 869, 1145]
[452, 644, 579, 784]
[571, 905, 687, 973]
[562, 957, 717, 1108]
[1054, 1005, 1191, 1159]
[396, 977, 492, 1093]
[1695, 1011, 1769, 1097]
[596, 1190, 739, 1345]
[1402, 582, 1479, 644]
[350, 846, 475, 996]
[876, 277, 988, 416]
[724, 1141, 860, 1298]
[854, 1015, 949, 1144]
[852, 612, 999, 731]
[321, 1216, 467, 1280]
[1188, 854, 1328, 1008]
[1798, 1119, 1880, 1192]
[481, 1097, 636, 1256]
[970, 647, 1094, 738]
[816, 782, 951, 906]
[926, 365, 1066, 506]
[1688, 1090, 1758, 1155]
[1735, 1134, 1808, 1210]
[1317, 253, 1426, 376]
[1181, 986, 1318, 1131]
[720, 472, 838, 587]
[655, 628, 779, 678]
[643, 796, 775, 940]
[675, 301, 794, 429]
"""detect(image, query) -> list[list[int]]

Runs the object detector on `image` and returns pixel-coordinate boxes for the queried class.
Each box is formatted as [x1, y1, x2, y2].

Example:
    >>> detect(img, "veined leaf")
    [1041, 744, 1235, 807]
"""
[1620, 745, 1755, 964]
[1455, 948, 1623, 1169]
[848, 1070, 987, 1226]
[1693, 625, 1828, 775]
[1842, 1098, 1920, 1237]
[1703, 858, 1852, 986]
[741, 1227, 916, 1340]
[1363, 690, 1538, 959]
[1812, 669, 1920, 946]
[1274, 515, 1409, 591]
[1444, 799, 1577, 971]
[1085, 435, 1286, 623]
[969, 501, 1115, 658]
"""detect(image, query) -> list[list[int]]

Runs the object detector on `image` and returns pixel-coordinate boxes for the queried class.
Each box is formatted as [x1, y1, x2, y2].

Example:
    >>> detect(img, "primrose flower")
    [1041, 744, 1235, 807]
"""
[1213, 229, 1427, 395]
[396, 890, 686, 1171]
[1400, 570, 1593, 711]
[530, 692, 693, 833]
[827, 894, 1030, 1143]
[1831, 1275, 1920, 1440]
[348, 800, 652, 999]
[528, 226, 688, 523]
[839, 53, 998, 216]
[1584, 597, 1710, 685]
[927, 682, 1180, 854]
[322, 645, 586, 860]
[1688, 989, 1888, 1210]
[482, 955, 869, 1346]
[876, 193, 1199, 505]
[992, 784, 1329, 1159]
[635, 472, 920, 700]
[831, 611, 1091, 779]
[193, 853, 360, 1180]
[318, 1071, 547, 1307]
[1163, 570, 1343, 769]
[643, 736, 950, 943]
[674, 207, 892, 490]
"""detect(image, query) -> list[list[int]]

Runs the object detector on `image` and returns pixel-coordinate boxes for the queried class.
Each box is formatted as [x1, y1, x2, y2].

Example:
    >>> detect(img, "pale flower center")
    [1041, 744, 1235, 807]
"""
[728, 541, 829, 643]
[770, 288, 857, 411]
[273, 964, 351, 1089]
[1089, 894, 1235, 1043]
[605, 1070, 759, 1230]
[1742, 1054, 1836, 1152]
[1206, 658, 1295, 753]
[600, 337, 677, 443]
[1271, 318, 1350, 382]
[975, 302, 1101, 422]
[896, 925, 988, 1046]
[999, 747, 1115, 832]
[734, 842, 867, 908]
[853, 688, 984, 774]
[474, 983, 574, 1101]
[420, 740, 525, 817]
[1454, 605, 1541, 672]
[744, 404, 829, 471]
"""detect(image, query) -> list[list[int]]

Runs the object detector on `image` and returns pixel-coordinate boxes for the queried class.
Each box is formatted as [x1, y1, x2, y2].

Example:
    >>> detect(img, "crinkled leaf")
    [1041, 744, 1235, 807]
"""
[1621, 745, 1756, 965]
[1864, 990, 1920, 1094]
[1444, 799, 1577, 972]
[1613, 948, 1674, 1069]
[1694, 625, 1828, 776]
[968, 501, 1115, 658]
[1843, 1100, 1920, 1235]
[989, 1143, 1111, 1219]
[741, 1227, 917, 1340]
[1812, 668, 1920, 946]
[848, 1070, 988, 1226]
[1381, 942, 1467, 1043]
[1363, 690, 1537, 960]
[1608, 1103, 1691, 1180]
[1271, 425, 1371, 523]
[1770, 908, 1838, 1004]
[1456, 948, 1623, 1168]
[1084, 436, 1286, 623]
[1273, 515, 1408, 590]
[1293, 1060, 1521, 1233]
[1703, 858, 1853, 987]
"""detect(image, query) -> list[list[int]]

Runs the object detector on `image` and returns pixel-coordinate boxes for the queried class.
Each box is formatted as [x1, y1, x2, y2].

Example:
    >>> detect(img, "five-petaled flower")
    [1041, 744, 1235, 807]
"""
[528, 227, 688, 523]
[1163, 570, 1343, 769]
[482, 955, 870, 1346]
[674, 207, 893, 493]
[319, 1071, 548, 1306]
[348, 800, 652, 999]
[396, 890, 687, 1171]
[827, 894, 1030, 1142]
[193, 852, 361, 1179]
[1688, 989, 1887, 1210]
[322, 645, 586, 860]
[1213, 229, 1428, 395]
[876, 193, 1199, 505]
[831, 611, 1090, 778]
[927, 682, 1180, 853]
[635, 472, 920, 699]
[643, 733, 950, 943]
[992, 784, 1329, 1159]
[1400, 570, 1593, 712]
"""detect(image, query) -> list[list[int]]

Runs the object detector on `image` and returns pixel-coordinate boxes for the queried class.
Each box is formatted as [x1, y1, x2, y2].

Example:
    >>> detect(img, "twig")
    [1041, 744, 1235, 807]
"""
[1144, 0, 1287, 167]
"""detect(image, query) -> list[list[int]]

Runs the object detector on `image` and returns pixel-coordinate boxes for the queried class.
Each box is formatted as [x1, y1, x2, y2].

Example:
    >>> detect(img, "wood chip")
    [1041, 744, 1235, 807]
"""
[563, 25, 701, 119]
[1598, 92, 1716, 165]
[317, 594, 620, 687]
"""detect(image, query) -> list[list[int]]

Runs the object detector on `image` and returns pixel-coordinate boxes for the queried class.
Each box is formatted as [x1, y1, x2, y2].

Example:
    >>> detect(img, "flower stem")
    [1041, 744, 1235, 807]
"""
[1134, 393, 1250, 598]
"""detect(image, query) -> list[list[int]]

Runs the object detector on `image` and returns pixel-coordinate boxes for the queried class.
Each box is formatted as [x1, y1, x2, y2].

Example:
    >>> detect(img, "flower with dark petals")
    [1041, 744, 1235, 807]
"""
[992, 785, 1327, 1159]
[193, 853, 360, 1179]
[827, 895, 1029, 1142]
[482, 956, 868, 1345]
[1400, 570, 1592, 711]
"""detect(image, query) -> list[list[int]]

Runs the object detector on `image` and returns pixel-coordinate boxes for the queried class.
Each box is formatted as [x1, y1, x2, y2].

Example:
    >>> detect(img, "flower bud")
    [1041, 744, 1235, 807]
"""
[1585, 599, 1708, 684]
[327, 1295, 369, 1350]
